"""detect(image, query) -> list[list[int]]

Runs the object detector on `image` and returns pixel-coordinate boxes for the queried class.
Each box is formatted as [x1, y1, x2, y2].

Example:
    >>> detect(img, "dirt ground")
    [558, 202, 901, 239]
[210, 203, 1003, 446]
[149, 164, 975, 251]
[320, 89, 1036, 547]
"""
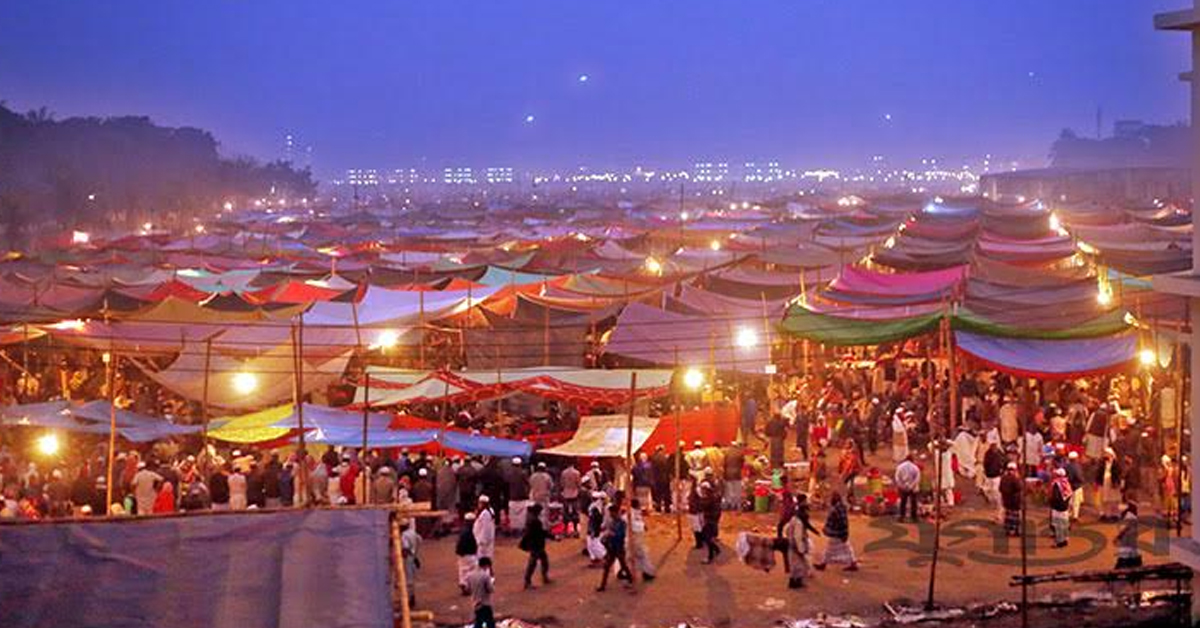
[410, 452, 1190, 628]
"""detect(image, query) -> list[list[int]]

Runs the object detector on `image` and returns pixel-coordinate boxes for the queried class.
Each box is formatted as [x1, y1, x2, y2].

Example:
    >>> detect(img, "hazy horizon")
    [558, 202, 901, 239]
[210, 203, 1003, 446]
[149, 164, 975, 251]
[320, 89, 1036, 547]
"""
[1, 1, 1190, 177]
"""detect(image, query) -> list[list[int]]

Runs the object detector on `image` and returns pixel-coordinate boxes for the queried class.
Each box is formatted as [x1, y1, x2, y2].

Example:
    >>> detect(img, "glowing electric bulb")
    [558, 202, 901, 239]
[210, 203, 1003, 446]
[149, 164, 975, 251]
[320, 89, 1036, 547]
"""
[36, 433, 60, 456]
[683, 368, 705, 391]
[232, 371, 258, 395]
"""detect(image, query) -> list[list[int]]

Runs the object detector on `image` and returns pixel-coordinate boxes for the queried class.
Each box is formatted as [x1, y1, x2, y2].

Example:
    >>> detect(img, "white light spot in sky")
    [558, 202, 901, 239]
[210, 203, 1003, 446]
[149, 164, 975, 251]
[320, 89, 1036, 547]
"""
[524, 114, 535, 123]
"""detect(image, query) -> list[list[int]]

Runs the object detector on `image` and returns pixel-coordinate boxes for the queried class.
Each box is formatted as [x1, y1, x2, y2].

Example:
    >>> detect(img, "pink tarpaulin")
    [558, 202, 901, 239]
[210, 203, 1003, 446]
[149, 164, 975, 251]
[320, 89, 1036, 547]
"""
[830, 265, 967, 296]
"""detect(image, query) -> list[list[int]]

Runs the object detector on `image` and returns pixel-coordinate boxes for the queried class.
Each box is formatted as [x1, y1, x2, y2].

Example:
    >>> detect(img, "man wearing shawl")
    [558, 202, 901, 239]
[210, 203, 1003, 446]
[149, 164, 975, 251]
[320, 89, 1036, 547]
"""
[814, 492, 859, 571]
[781, 493, 820, 589]
[1048, 467, 1073, 547]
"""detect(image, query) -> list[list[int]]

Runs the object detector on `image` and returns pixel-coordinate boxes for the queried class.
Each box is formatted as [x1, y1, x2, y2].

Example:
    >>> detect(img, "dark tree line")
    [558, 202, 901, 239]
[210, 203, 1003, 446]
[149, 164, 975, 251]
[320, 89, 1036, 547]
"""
[0, 102, 316, 246]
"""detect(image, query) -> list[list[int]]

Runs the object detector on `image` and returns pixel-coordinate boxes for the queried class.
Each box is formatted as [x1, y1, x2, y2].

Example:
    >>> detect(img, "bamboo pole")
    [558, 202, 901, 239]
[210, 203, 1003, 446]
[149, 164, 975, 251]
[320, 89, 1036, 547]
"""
[419, 291, 426, 369]
[1019, 407, 1029, 628]
[625, 370, 638, 589]
[391, 515, 413, 628]
[104, 351, 118, 511]
[674, 346, 683, 540]
[297, 316, 306, 451]
[361, 373, 371, 505]
[201, 338, 213, 474]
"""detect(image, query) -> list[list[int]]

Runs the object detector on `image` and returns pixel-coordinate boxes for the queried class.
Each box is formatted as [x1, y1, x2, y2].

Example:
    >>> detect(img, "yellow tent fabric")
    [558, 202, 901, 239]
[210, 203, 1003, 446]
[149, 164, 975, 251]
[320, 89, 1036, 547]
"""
[208, 404, 294, 443]
[539, 414, 659, 457]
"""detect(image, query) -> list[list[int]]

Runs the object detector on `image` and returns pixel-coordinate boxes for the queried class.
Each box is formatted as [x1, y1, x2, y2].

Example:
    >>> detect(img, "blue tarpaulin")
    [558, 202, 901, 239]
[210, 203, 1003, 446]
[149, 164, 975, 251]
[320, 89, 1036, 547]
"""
[0, 401, 201, 443]
[955, 330, 1137, 379]
[0, 509, 393, 628]
[442, 430, 533, 458]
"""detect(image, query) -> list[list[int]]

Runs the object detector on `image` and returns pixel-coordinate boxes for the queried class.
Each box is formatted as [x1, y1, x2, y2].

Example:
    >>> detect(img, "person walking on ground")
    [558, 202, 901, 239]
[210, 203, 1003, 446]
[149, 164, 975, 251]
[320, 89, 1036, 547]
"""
[1096, 448, 1125, 522]
[529, 463, 553, 521]
[1048, 467, 1073, 548]
[467, 556, 496, 628]
[687, 481, 704, 549]
[782, 493, 820, 589]
[596, 503, 630, 592]
[632, 453, 654, 511]
[1064, 451, 1085, 521]
[765, 413, 788, 469]
[814, 492, 859, 571]
[629, 498, 656, 581]
[723, 441, 745, 511]
[699, 480, 723, 564]
[520, 503, 552, 589]
[982, 442, 1006, 513]
[891, 410, 910, 463]
[560, 463, 581, 536]
[837, 441, 862, 503]
[456, 512, 479, 595]
[401, 520, 421, 607]
[473, 495, 496, 561]
[894, 454, 920, 522]
[1000, 462, 1023, 537]
[1114, 502, 1142, 569]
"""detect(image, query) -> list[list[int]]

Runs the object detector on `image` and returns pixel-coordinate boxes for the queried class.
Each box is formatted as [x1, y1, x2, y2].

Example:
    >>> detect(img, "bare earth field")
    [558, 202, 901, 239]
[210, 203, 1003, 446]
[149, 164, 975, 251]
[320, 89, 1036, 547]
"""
[410, 471, 1186, 627]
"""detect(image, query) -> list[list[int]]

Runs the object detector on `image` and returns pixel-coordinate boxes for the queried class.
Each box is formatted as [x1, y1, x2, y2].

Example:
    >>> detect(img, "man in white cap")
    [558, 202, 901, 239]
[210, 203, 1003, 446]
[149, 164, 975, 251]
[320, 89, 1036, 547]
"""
[473, 495, 496, 561]
[1049, 467, 1073, 548]
[456, 512, 479, 594]
[686, 441, 709, 483]
[130, 461, 162, 516]
[529, 462, 553, 523]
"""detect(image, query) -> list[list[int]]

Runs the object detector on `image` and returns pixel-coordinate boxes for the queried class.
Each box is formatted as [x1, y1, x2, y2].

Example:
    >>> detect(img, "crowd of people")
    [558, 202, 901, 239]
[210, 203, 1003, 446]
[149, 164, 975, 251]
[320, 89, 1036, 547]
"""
[0, 352, 1191, 624]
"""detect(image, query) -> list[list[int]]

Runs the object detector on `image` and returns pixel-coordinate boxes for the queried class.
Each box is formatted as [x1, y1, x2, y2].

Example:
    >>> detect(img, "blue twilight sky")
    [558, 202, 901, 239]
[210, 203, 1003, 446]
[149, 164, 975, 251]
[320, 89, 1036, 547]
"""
[0, 1, 1191, 177]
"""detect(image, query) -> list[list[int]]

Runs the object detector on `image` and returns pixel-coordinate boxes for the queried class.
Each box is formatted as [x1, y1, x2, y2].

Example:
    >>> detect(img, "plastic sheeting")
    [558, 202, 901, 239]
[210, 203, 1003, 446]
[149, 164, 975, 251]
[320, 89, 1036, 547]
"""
[540, 414, 660, 457]
[604, 302, 771, 373]
[954, 331, 1137, 379]
[829, 264, 967, 296]
[0, 509, 393, 628]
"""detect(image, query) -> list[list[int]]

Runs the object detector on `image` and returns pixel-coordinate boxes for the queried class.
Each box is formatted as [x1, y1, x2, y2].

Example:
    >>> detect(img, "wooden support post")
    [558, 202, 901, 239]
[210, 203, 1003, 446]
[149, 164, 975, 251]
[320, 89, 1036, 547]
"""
[104, 351, 118, 512]
[625, 371, 639, 589]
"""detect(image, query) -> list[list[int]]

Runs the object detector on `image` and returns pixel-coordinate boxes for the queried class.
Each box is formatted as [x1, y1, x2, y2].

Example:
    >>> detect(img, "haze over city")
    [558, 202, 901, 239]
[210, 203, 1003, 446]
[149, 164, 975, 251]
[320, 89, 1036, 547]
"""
[1, 0, 1190, 176]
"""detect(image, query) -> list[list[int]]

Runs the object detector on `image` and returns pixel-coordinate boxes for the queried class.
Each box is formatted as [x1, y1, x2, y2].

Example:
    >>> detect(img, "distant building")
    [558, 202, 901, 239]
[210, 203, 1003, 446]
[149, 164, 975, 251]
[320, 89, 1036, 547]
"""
[387, 168, 421, 185]
[692, 162, 728, 182]
[485, 167, 514, 184]
[980, 166, 1186, 203]
[742, 161, 784, 183]
[443, 167, 475, 185]
[345, 168, 380, 186]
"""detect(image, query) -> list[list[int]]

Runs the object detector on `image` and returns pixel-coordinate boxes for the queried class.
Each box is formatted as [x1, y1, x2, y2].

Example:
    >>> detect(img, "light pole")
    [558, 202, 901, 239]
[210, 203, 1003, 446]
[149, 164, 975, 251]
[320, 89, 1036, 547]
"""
[675, 367, 705, 539]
